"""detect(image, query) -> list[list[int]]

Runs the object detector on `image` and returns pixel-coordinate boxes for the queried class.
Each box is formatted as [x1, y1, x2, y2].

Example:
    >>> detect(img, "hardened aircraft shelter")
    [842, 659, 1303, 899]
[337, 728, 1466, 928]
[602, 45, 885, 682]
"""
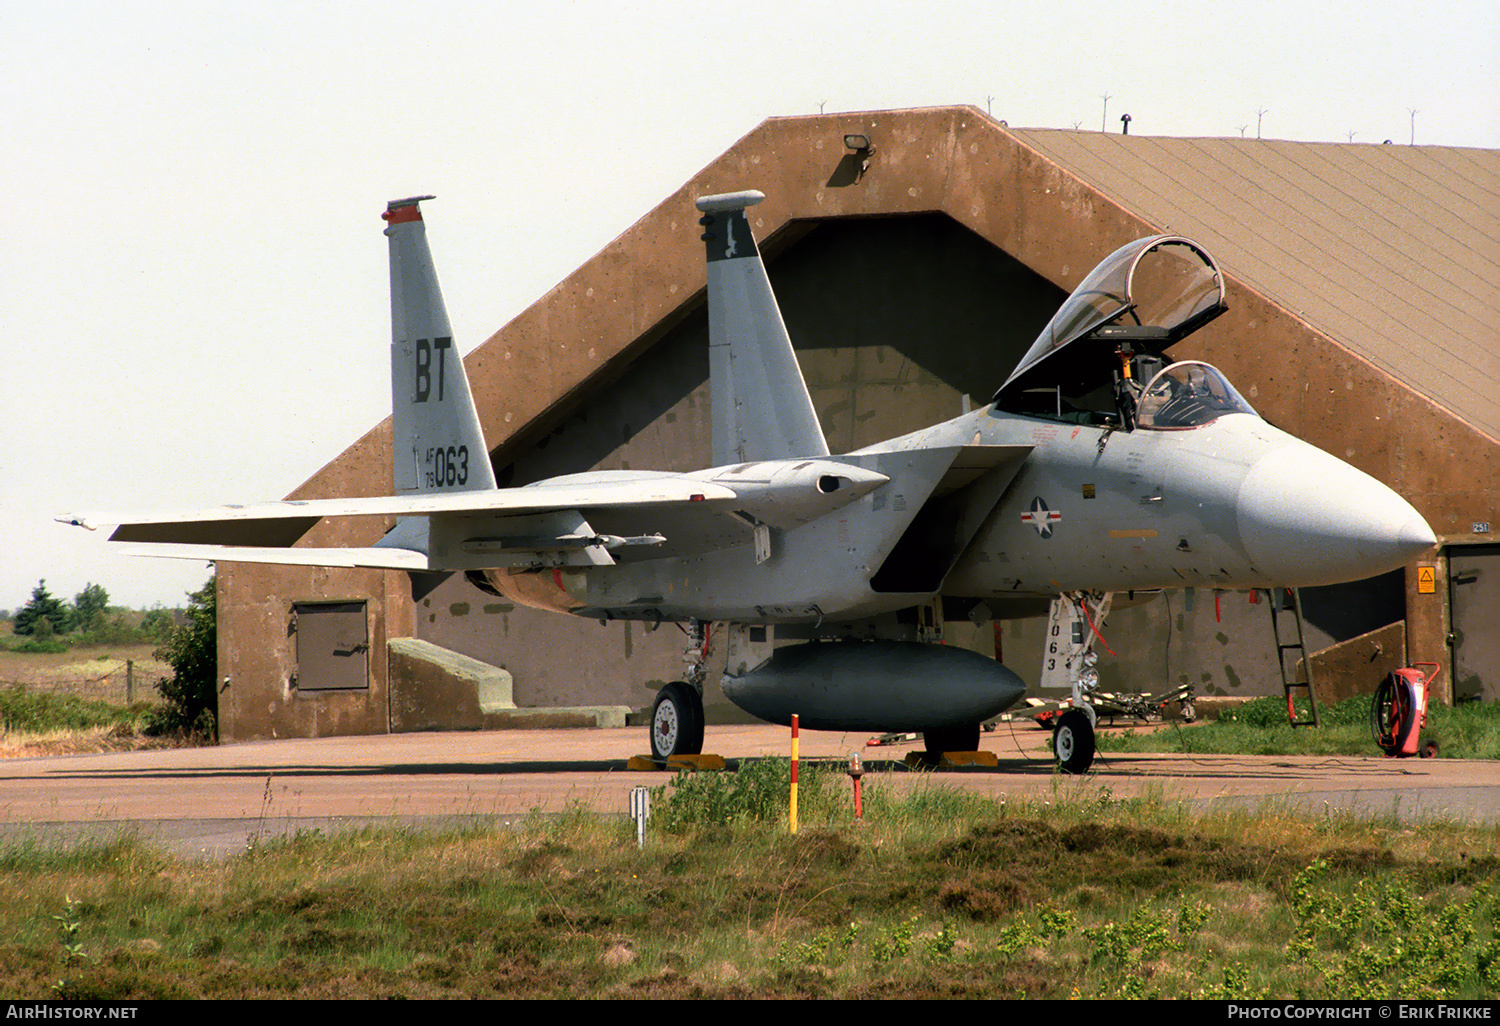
[213, 107, 1499, 742]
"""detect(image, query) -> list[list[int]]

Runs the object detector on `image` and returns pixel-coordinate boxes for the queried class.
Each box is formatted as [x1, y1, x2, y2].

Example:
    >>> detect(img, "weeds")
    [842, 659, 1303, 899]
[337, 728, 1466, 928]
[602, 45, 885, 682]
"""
[771, 915, 958, 975]
[1101, 695, 1500, 760]
[0, 684, 149, 735]
[0, 788, 1494, 999]
[772, 920, 859, 969]
[51, 896, 87, 963]
[869, 914, 918, 963]
[1284, 860, 1496, 999]
[8, 638, 69, 655]
[648, 757, 840, 832]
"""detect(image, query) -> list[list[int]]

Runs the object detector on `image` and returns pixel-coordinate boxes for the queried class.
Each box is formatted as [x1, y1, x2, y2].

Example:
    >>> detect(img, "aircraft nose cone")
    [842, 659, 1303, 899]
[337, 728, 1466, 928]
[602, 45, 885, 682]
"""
[1237, 444, 1435, 587]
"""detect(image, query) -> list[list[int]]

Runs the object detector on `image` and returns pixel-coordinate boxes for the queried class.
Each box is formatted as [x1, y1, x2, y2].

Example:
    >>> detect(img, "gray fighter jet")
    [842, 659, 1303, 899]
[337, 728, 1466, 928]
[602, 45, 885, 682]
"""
[61, 192, 1436, 771]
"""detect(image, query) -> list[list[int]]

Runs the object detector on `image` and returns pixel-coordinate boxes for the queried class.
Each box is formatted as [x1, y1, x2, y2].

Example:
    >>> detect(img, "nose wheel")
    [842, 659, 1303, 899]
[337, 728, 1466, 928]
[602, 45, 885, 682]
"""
[1053, 708, 1096, 774]
[650, 681, 704, 760]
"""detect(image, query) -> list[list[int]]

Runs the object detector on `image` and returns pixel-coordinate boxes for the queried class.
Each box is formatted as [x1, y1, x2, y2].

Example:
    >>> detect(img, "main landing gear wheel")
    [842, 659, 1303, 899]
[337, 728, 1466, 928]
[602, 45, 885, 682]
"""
[1053, 709, 1095, 774]
[923, 723, 981, 756]
[650, 681, 704, 760]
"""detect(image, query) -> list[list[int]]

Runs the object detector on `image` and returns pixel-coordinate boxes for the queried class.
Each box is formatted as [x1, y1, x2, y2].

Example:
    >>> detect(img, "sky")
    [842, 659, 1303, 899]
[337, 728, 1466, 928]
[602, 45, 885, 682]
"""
[3, 0, 1497, 613]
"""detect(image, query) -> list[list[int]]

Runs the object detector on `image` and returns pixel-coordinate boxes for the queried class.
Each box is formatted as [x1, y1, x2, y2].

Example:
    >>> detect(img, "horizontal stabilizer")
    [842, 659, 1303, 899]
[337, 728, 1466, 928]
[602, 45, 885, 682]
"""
[116, 543, 431, 571]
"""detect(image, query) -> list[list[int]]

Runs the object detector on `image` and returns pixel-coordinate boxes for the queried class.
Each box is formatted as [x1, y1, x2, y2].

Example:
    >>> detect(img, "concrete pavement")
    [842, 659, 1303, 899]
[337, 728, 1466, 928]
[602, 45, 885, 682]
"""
[1, 722, 1495, 859]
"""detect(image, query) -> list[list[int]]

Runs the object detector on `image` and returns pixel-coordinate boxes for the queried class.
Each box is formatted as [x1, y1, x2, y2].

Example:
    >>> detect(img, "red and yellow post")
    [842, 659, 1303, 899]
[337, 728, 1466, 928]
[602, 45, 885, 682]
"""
[789, 714, 799, 835]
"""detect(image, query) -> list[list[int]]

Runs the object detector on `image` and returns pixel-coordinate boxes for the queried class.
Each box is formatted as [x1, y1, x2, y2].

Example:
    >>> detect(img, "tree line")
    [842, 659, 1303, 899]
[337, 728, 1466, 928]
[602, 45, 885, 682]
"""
[6, 577, 217, 740]
[8, 580, 181, 647]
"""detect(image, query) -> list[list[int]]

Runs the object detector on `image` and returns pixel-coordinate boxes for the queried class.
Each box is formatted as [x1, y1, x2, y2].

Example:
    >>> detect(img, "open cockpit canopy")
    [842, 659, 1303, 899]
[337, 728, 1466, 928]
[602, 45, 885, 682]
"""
[994, 236, 1226, 405]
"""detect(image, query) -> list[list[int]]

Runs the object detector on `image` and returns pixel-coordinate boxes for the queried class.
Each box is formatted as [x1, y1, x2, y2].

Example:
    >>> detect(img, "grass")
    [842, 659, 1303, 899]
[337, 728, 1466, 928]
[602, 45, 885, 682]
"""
[0, 643, 176, 756]
[0, 685, 150, 734]
[0, 768, 1495, 1000]
[1098, 695, 1500, 760]
[0, 643, 169, 704]
[0, 685, 168, 757]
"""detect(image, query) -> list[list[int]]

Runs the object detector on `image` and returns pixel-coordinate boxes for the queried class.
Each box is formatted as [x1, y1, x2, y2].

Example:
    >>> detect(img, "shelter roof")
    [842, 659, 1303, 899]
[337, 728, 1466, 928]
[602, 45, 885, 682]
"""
[1007, 128, 1500, 441]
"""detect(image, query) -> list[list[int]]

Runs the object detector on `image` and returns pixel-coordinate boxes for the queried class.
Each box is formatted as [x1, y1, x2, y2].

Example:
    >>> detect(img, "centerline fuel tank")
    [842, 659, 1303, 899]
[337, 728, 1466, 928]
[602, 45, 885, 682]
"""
[721, 640, 1026, 732]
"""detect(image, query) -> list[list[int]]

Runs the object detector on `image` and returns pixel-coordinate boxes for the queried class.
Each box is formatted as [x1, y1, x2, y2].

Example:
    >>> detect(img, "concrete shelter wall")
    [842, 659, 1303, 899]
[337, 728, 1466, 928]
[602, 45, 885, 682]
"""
[218, 562, 410, 741]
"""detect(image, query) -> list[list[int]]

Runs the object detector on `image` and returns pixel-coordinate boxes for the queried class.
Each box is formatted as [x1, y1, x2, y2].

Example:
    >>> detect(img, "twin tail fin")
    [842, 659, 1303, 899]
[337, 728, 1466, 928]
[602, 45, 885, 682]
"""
[697, 191, 828, 466]
[383, 197, 497, 494]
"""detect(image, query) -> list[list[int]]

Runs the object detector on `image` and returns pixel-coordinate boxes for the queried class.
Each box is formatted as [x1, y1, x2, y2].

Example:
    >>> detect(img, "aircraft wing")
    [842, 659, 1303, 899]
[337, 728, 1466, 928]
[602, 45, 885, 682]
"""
[57, 459, 896, 571]
[58, 476, 746, 569]
[60, 477, 736, 536]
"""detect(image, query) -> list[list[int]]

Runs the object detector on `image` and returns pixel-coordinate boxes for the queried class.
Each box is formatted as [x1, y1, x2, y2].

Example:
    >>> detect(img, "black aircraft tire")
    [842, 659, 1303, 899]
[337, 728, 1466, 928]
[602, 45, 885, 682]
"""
[1053, 709, 1095, 774]
[650, 681, 704, 760]
[923, 723, 981, 756]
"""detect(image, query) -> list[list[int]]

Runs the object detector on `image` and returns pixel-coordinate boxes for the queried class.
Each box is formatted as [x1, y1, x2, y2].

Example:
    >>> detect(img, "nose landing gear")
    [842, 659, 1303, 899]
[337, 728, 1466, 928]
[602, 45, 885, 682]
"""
[1052, 708, 1096, 774]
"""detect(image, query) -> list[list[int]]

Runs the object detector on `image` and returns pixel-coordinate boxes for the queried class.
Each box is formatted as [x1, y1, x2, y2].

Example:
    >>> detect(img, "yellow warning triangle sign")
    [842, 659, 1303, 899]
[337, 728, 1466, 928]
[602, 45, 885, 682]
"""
[1417, 566, 1436, 594]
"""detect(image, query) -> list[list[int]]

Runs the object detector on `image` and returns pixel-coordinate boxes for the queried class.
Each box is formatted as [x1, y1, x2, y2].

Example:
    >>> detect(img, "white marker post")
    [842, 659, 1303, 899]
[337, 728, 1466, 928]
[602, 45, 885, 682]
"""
[630, 786, 650, 848]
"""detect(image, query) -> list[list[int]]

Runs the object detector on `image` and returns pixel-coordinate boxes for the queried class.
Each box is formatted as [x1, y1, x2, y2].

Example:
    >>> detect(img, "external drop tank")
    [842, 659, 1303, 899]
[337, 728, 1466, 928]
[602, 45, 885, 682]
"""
[721, 639, 1026, 733]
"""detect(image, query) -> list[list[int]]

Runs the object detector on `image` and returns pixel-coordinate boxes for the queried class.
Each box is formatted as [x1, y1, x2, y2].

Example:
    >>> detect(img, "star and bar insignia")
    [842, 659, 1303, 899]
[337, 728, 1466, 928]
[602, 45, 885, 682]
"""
[1021, 497, 1062, 539]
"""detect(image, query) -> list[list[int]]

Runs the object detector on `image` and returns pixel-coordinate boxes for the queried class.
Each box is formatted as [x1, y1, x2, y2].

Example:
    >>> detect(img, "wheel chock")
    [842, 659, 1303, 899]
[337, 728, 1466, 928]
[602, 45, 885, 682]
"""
[903, 750, 998, 769]
[941, 750, 998, 767]
[626, 753, 727, 772]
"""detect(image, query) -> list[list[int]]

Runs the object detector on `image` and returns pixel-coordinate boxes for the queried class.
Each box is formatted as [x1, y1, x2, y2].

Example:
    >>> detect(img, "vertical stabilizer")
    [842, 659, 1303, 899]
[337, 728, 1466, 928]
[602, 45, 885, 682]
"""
[383, 197, 497, 494]
[697, 191, 829, 466]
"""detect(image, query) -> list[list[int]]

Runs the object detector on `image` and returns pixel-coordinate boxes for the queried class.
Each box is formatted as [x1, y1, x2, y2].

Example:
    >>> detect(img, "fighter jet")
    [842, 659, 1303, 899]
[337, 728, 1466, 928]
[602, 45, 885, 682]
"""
[60, 192, 1437, 772]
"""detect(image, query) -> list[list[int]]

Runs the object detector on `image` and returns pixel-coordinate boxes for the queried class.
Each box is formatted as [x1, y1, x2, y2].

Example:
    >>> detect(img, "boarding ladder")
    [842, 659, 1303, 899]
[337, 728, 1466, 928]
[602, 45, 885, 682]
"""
[1267, 587, 1319, 727]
